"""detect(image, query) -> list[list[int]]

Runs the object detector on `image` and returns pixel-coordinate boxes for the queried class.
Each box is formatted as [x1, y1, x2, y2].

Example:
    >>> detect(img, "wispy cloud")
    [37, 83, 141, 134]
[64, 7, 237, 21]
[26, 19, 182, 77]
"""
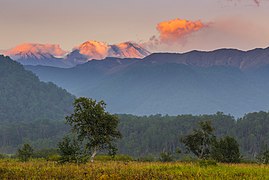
[228, 0, 262, 6]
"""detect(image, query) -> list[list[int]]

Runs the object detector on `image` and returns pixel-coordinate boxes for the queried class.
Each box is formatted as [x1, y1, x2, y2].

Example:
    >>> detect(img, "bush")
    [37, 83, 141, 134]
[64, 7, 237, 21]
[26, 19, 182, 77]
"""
[211, 136, 241, 163]
[256, 148, 269, 164]
[198, 159, 218, 167]
[17, 144, 34, 162]
[180, 155, 198, 163]
[47, 154, 61, 161]
[33, 149, 59, 159]
[95, 154, 133, 162]
[159, 152, 173, 162]
[0, 154, 8, 159]
[138, 155, 156, 162]
[58, 136, 88, 164]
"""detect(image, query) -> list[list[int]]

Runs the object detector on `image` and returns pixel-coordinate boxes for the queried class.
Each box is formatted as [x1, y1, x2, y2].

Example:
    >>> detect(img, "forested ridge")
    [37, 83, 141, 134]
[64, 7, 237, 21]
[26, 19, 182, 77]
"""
[0, 55, 74, 152]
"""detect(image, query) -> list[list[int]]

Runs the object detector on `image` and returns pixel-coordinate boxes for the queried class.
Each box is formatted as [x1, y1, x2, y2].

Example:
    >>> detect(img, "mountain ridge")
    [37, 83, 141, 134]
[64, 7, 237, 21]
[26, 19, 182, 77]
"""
[25, 47, 269, 117]
[2, 41, 150, 67]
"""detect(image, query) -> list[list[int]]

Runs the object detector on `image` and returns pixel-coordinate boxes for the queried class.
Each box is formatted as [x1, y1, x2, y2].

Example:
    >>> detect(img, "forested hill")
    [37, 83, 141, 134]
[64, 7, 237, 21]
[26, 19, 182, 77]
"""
[0, 55, 74, 122]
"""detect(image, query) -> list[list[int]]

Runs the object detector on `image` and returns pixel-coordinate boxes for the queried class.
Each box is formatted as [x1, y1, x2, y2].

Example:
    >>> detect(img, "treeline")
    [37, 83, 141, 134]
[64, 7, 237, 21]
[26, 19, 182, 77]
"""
[118, 112, 269, 159]
[1, 111, 269, 160]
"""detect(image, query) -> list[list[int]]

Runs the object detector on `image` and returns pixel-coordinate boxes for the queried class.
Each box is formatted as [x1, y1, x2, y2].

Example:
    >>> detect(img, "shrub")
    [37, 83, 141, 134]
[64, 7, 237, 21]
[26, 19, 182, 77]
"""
[47, 154, 61, 161]
[159, 152, 173, 162]
[33, 149, 59, 159]
[138, 155, 156, 162]
[17, 144, 34, 162]
[95, 154, 133, 162]
[58, 136, 88, 164]
[198, 159, 218, 167]
[0, 154, 8, 159]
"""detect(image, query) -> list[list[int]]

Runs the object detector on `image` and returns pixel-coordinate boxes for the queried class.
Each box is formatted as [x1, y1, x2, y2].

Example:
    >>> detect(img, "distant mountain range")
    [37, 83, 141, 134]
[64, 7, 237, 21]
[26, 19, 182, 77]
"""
[2, 41, 150, 68]
[25, 47, 269, 117]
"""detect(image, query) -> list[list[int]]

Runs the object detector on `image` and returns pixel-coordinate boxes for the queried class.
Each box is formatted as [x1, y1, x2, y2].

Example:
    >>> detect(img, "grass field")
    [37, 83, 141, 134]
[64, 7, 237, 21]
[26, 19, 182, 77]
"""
[0, 160, 268, 179]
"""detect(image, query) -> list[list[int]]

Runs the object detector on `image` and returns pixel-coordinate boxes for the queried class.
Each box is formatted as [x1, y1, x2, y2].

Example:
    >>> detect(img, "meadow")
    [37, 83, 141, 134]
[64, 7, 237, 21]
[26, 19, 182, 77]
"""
[0, 160, 268, 179]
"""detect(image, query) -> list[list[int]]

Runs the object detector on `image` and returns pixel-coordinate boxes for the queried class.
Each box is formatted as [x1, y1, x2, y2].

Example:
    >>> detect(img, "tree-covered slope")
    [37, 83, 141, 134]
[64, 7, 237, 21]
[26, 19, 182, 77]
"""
[0, 55, 74, 122]
[26, 57, 269, 117]
[0, 55, 75, 152]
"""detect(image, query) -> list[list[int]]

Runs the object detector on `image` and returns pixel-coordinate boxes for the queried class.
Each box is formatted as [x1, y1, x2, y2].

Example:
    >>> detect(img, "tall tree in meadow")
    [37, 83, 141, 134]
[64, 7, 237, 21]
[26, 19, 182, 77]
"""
[66, 97, 122, 162]
[181, 121, 215, 159]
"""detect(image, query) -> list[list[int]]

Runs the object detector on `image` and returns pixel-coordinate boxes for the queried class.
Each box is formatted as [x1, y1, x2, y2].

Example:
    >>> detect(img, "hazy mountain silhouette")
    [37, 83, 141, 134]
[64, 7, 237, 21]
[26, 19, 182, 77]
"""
[25, 47, 269, 117]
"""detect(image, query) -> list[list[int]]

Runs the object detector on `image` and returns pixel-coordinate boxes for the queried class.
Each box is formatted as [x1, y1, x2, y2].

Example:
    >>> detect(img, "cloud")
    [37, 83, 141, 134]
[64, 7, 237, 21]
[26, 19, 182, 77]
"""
[175, 17, 269, 52]
[157, 18, 206, 44]
[142, 18, 208, 51]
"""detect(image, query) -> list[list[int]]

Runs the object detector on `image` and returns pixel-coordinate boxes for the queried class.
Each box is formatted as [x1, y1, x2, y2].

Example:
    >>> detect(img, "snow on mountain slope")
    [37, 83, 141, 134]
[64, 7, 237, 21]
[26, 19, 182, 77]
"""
[4, 43, 67, 60]
[69, 41, 151, 64]
[1, 41, 151, 67]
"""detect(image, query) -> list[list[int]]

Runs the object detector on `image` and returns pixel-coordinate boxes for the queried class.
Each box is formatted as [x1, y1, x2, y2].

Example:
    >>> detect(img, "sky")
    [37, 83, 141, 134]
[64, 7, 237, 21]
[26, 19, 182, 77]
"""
[1, 0, 269, 52]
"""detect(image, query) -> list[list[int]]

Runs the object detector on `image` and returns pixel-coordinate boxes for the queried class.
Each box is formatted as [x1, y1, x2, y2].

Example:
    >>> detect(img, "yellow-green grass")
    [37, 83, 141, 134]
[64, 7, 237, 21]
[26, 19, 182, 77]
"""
[0, 160, 268, 179]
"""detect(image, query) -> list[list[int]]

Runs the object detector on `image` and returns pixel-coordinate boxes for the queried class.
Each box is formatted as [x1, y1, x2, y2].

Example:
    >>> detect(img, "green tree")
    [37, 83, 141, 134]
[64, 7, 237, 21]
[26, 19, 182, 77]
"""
[181, 121, 215, 159]
[66, 97, 122, 162]
[211, 136, 241, 163]
[256, 146, 269, 164]
[17, 143, 34, 162]
[58, 136, 87, 163]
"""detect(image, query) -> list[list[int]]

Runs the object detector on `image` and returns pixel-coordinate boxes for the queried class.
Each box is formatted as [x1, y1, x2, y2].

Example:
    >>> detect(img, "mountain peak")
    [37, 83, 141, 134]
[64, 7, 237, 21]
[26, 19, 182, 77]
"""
[73, 40, 151, 62]
[4, 43, 67, 60]
[112, 42, 151, 58]
[76, 40, 110, 59]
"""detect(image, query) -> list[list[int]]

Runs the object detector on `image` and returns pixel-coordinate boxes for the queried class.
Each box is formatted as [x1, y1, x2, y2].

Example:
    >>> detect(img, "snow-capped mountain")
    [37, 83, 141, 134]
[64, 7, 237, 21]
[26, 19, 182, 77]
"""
[109, 42, 151, 59]
[2, 41, 151, 67]
[3, 43, 70, 67]
[67, 41, 151, 64]
[4, 43, 67, 60]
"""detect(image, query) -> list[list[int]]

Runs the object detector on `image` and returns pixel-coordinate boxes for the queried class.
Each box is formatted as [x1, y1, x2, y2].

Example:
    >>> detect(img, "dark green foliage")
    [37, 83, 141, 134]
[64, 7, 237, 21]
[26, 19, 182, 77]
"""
[17, 144, 34, 162]
[94, 154, 133, 162]
[33, 148, 59, 159]
[138, 155, 156, 162]
[211, 136, 241, 163]
[0, 120, 69, 154]
[0, 56, 74, 123]
[66, 97, 122, 162]
[198, 159, 218, 167]
[0, 154, 8, 159]
[0, 56, 74, 153]
[256, 146, 269, 164]
[181, 121, 216, 159]
[58, 136, 87, 163]
[236, 112, 269, 157]
[159, 152, 173, 162]
[117, 113, 235, 157]
[181, 121, 241, 162]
